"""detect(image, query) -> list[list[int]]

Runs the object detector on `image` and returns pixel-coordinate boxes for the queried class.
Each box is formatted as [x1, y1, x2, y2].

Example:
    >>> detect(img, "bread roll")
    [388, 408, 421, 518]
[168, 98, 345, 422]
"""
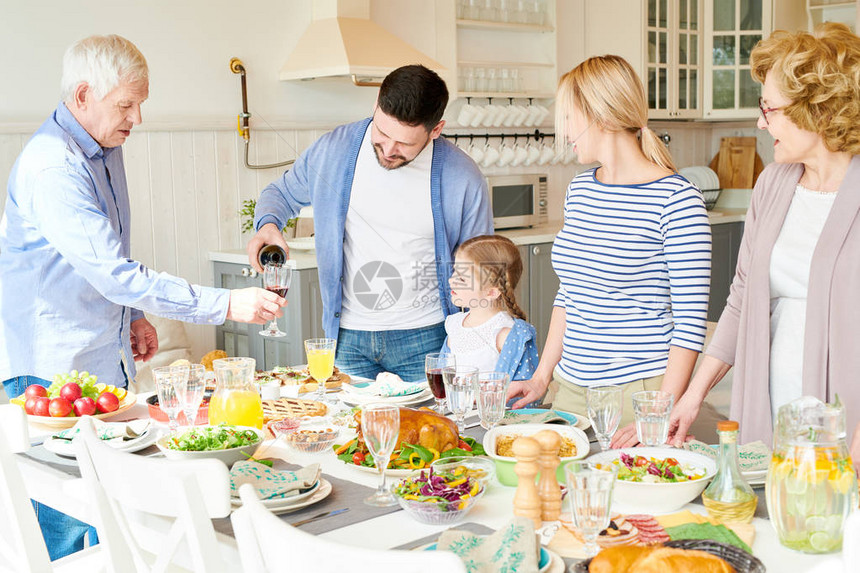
[629, 547, 735, 573]
[588, 545, 655, 573]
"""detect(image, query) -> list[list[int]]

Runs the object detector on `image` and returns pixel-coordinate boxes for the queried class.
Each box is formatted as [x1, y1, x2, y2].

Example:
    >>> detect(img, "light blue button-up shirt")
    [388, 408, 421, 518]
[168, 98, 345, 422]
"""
[0, 103, 230, 387]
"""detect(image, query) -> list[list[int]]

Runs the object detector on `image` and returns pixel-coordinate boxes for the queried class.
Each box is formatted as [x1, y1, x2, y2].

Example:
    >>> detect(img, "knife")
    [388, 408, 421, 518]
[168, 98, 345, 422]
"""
[290, 507, 349, 528]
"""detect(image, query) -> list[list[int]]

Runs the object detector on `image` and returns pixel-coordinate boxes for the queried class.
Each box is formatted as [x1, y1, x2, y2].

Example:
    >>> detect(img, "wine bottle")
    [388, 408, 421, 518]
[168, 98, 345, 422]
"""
[258, 244, 287, 267]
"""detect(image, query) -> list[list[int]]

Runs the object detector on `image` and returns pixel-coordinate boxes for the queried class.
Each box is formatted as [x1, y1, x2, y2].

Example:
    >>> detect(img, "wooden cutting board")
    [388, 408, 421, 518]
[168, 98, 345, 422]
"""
[709, 137, 763, 188]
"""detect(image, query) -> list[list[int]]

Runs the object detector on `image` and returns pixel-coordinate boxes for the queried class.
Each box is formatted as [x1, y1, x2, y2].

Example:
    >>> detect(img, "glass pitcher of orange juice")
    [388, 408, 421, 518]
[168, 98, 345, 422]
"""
[209, 357, 263, 429]
[766, 396, 858, 553]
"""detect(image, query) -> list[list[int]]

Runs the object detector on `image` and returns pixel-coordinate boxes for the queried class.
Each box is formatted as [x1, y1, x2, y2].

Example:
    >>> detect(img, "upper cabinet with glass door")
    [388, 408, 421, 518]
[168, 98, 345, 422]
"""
[646, 0, 703, 119]
[703, 0, 771, 119]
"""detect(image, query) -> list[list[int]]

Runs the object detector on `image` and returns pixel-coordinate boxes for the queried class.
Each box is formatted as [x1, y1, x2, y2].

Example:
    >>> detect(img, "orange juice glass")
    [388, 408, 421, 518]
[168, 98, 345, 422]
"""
[305, 338, 336, 402]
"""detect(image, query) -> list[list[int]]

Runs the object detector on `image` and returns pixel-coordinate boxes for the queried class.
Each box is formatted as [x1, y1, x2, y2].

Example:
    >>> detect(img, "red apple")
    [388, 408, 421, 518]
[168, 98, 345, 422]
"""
[59, 382, 82, 402]
[73, 397, 97, 417]
[48, 397, 73, 418]
[95, 392, 119, 414]
[24, 384, 48, 400]
[33, 397, 51, 417]
[24, 397, 38, 415]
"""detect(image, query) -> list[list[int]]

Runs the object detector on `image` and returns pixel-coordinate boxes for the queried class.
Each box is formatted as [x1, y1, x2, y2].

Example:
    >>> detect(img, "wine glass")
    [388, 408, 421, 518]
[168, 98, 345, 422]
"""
[424, 352, 456, 413]
[259, 263, 292, 338]
[153, 365, 187, 434]
[442, 365, 478, 434]
[362, 403, 400, 507]
[305, 338, 336, 403]
[177, 363, 206, 427]
[476, 371, 510, 431]
[586, 385, 623, 451]
[564, 461, 618, 558]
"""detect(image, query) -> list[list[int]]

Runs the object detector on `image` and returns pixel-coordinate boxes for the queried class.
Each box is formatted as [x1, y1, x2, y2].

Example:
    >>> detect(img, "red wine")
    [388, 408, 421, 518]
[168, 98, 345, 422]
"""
[427, 369, 445, 399]
[266, 285, 289, 298]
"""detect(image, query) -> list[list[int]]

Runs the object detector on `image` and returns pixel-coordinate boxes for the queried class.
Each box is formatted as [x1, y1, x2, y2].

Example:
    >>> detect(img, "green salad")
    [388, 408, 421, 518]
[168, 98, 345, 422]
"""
[595, 453, 706, 483]
[164, 425, 260, 451]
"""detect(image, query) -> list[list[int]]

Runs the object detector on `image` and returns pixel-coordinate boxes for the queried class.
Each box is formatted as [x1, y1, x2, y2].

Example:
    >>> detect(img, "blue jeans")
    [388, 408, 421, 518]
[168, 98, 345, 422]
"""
[3, 376, 99, 560]
[336, 323, 446, 383]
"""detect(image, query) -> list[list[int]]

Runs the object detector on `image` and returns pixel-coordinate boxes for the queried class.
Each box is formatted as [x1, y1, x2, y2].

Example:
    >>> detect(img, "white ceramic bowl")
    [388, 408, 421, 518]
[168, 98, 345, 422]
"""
[156, 425, 263, 468]
[483, 424, 590, 486]
[586, 446, 717, 514]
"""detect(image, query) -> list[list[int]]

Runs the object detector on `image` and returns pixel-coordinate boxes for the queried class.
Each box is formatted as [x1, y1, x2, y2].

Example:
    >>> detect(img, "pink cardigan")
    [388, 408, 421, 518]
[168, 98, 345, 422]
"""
[707, 156, 860, 445]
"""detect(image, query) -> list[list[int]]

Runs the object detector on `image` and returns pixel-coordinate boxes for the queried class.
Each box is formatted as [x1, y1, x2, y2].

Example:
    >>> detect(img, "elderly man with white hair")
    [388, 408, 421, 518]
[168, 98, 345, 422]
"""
[0, 34, 286, 558]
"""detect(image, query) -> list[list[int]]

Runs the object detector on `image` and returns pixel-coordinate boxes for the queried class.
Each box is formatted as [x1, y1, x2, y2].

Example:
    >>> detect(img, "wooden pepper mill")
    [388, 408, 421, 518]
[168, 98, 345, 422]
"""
[512, 436, 542, 528]
[533, 429, 563, 522]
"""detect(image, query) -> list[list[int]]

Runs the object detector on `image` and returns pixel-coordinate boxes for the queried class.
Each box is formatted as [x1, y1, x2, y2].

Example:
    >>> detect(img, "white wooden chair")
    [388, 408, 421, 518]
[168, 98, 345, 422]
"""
[74, 418, 233, 572]
[0, 404, 103, 572]
[230, 483, 467, 573]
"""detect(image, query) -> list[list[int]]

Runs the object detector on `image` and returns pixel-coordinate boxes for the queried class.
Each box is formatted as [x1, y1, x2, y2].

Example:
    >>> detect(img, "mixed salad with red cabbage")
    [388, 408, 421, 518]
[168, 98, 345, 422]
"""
[596, 453, 706, 483]
[393, 466, 483, 511]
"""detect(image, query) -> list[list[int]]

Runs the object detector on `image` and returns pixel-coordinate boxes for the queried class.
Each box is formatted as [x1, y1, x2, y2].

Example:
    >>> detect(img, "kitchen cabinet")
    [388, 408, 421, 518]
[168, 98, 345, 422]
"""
[214, 262, 323, 368]
[708, 221, 744, 322]
[807, 0, 857, 31]
[527, 242, 559, 353]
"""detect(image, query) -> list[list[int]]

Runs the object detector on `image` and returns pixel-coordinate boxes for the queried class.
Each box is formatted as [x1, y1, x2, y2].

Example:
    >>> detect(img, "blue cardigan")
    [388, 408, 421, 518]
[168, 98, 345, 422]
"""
[254, 118, 492, 339]
[441, 318, 540, 382]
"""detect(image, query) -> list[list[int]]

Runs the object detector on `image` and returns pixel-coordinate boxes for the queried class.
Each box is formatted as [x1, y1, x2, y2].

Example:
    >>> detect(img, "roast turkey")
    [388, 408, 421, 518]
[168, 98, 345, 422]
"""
[355, 407, 459, 453]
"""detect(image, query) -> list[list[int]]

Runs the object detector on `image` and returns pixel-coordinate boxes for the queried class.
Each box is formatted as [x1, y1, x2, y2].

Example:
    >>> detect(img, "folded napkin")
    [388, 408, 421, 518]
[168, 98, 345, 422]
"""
[343, 372, 426, 397]
[229, 461, 320, 500]
[437, 517, 540, 573]
[683, 439, 770, 474]
[500, 409, 572, 426]
[656, 510, 755, 550]
[54, 418, 151, 443]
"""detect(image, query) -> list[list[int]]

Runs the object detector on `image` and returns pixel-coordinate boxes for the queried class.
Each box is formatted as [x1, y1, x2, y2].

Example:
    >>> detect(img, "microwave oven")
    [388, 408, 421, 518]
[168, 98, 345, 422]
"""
[486, 174, 548, 230]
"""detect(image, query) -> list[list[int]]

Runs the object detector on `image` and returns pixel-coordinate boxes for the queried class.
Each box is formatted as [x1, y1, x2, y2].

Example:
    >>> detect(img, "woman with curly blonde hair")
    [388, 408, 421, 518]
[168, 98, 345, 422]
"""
[668, 24, 860, 469]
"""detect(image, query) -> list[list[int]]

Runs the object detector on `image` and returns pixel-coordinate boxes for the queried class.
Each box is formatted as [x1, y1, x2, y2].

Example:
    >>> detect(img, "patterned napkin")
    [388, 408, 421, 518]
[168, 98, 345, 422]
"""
[500, 410, 572, 426]
[683, 439, 771, 473]
[437, 517, 540, 573]
[54, 418, 151, 443]
[342, 372, 426, 397]
[229, 460, 320, 500]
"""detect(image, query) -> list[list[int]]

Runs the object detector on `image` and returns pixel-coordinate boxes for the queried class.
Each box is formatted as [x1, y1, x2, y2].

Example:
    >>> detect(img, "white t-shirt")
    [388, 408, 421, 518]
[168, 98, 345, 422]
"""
[445, 310, 515, 373]
[769, 184, 837, 420]
[339, 123, 443, 330]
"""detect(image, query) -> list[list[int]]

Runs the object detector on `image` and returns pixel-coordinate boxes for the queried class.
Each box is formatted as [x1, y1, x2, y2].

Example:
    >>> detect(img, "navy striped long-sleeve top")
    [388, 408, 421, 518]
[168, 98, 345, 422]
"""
[551, 168, 712, 386]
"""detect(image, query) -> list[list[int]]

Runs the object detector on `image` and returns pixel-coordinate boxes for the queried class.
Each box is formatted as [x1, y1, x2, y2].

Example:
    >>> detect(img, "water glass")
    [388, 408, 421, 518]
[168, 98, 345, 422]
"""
[442, 366, 478, 434]
[476, 371, 509, 431]
[362, 403, 400, 507]
[564, 462, 618, 558]
[586, 386, 623, 451]
[425, 352, 456, 413]
[153, 365, 188, 434]
[632, 390, 674, 446]
[177, 363, 206, 426]
[305, 338, 337, 403]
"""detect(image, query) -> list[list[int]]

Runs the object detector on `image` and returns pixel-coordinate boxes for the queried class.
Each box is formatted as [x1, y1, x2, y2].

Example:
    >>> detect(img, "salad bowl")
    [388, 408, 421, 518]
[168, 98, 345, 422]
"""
[156, 425, 263, 468]
[393, 467, 485, 525]
[483, 424, 589, 486]
[587, 447, 716, 514]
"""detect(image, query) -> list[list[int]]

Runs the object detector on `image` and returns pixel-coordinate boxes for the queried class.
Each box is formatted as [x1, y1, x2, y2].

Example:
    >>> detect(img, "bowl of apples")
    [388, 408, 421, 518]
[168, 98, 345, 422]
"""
[11, 370, 137, 428]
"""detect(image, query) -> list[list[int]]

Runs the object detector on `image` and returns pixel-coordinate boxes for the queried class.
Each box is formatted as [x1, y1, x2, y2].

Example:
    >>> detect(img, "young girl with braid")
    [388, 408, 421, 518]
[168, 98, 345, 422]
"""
[442, 235, 539, 382]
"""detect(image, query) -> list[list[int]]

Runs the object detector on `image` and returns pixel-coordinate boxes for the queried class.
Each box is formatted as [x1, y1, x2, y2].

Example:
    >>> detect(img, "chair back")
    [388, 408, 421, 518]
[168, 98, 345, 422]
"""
[75, 418, 231, 572]
[230, 484, 466, 573]
[0, 404, 53, 572]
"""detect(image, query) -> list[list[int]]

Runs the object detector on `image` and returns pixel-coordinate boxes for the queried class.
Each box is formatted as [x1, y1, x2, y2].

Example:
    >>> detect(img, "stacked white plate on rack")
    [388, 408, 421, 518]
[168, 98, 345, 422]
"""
[679, 166, 720, 190]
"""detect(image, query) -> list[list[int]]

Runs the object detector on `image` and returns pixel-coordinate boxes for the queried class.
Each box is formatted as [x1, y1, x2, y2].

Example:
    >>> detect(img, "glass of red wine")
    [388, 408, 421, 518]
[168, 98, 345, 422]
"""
[260, 263, 292, 338]
[425, 352, 456, 413]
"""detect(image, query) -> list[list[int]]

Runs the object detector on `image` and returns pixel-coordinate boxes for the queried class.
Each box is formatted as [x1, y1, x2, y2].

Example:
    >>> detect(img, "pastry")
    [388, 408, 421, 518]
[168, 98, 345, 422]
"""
[261, 398, 327, 423]
[588, 545, 654, 573]
[200, 350, 227, 371]
[628, 546, 735, 573]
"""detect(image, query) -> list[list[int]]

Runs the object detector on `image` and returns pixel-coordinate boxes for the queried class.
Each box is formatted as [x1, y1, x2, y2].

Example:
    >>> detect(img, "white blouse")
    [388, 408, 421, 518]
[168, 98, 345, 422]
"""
[768, 184, 837, 420]
[445, 311, 514, 373]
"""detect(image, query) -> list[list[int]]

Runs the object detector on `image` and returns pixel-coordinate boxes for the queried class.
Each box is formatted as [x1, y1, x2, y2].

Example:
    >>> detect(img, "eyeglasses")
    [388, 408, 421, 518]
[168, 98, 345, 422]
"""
[758, 97, 782, 125]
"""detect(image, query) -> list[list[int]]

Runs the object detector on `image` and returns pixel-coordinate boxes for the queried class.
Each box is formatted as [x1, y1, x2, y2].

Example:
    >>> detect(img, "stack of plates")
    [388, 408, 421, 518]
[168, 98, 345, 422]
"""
[679, 166, 720, 190]
[742, 469, 768, 487]
[338, 379, 434, 407]
[230, 479, 332, 514]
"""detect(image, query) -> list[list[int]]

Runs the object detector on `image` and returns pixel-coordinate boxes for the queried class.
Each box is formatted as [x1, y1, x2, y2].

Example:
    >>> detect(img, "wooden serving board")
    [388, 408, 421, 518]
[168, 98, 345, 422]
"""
[709, 137, 764, 189]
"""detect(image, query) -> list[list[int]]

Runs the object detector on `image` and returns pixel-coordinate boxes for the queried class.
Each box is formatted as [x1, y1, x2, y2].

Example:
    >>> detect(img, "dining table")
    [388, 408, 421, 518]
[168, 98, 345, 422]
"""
[14, 391, 840, 572]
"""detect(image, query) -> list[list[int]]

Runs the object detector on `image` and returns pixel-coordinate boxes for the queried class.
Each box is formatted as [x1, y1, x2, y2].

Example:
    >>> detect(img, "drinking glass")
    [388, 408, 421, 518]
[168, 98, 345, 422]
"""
[260, 263, 292, 337]
[362, 403, 400, 507]
[632, 390, 675, 446]
[425, 352, 456, 413]
[564, 461, 618, 558]
[305, 338, 336, 403]
[177, 363, 206, 427]
[442, 365, 478, 434]
[476, 371, 510, 431]
[586, 386, 623, 451]
[153, 365, 187, 434]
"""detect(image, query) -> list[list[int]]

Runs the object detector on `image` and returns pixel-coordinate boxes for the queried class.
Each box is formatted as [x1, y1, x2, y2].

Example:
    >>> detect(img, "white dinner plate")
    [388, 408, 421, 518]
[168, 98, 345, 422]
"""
[347, 462, 415, 478]
[231, 478, 332, 515]
[43, 427, 158, 458]
[338, 388, 434, 407]
[231, 478, 321, 508]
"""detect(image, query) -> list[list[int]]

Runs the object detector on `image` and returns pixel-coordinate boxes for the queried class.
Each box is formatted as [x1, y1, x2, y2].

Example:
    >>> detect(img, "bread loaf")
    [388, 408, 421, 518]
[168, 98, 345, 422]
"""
[628, 547, 735, 573]
[588, 545, 654, 573]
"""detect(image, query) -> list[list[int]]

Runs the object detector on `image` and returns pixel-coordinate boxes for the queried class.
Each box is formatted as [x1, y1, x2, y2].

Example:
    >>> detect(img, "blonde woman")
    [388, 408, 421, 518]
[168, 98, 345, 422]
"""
[508, 55, 712, 447]
[668, 24, 860, 469]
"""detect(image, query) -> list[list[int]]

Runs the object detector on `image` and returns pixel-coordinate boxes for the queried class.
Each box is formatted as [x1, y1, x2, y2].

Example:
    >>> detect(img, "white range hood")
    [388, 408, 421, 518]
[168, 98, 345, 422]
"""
[280, 0, 445, 84]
